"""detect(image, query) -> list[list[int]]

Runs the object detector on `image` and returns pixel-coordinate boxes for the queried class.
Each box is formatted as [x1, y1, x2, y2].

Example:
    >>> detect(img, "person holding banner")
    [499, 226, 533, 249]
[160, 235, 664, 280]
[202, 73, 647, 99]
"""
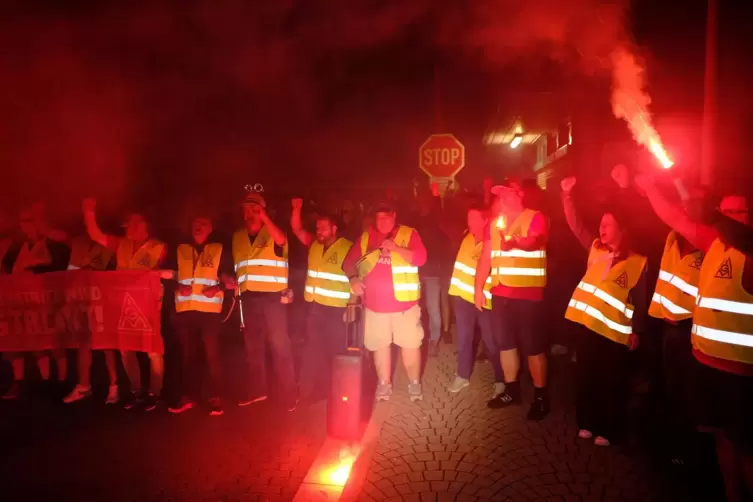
[82, 198, 167, 411]
[290, 198, 353, 403]
[1, 207, 70, 400]
[62, 233, 117, 404]
[232, 192, 297, 411]
[165, 214, 234, 416]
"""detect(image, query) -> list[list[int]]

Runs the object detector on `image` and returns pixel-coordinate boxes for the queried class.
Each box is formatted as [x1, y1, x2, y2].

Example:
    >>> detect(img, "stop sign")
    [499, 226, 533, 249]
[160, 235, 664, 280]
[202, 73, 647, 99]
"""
[418, 134, 466, 179]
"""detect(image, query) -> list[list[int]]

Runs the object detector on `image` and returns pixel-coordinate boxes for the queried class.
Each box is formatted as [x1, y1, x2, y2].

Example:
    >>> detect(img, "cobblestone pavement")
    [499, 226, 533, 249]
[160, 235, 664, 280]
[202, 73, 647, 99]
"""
[0, 347, 326, 502]
[354, 346, 675, 502]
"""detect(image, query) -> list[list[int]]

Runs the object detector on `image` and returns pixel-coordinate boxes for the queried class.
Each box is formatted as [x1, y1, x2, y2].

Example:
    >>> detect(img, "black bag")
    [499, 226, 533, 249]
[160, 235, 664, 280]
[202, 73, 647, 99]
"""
[327, 304, 372, 440]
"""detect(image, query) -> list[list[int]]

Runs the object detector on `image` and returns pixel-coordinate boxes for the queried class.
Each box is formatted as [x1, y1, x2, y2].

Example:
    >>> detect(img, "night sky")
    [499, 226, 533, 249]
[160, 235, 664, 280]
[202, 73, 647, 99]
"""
[0, 0, 749, 221]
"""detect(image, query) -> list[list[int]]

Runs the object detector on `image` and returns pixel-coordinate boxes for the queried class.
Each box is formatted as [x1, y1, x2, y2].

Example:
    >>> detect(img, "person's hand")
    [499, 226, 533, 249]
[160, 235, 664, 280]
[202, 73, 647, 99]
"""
[633, 174, 653, 195]
[202, 285, 221, 298]
[159, 270, 174, 280]
[82, 198, 97, 214]
[350, 277, 366, 296]
[627, 333, 640, 351]
[560, 176, 577, 193]
[291, 198, 304, 212]
[474, 288, 485, 311]
[223, 276, 238, 290]
[380, 239, 398, 252]
[611, 164, 630, 189]
[178, 284, 192, 297]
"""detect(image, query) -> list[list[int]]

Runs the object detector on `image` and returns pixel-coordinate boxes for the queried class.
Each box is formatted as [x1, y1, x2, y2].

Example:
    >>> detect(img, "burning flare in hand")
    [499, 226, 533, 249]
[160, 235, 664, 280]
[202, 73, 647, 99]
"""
[610, 47, 674, 169]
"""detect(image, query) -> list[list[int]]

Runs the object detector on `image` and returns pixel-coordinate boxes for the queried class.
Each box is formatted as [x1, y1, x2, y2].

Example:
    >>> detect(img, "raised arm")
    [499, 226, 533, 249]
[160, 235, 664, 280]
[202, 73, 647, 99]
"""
[560, 177, 595, 249]
[634, 176, 717, 253]
[290, 198, 313, 247]
[82, 198, 113, 248]
[260, 207, 287, 247]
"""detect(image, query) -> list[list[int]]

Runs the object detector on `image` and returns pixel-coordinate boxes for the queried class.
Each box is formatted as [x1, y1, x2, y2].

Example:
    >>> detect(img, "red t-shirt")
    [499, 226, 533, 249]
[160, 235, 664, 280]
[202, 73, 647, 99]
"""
[486, 212, 548, 302]
[343, 227, 427, 313]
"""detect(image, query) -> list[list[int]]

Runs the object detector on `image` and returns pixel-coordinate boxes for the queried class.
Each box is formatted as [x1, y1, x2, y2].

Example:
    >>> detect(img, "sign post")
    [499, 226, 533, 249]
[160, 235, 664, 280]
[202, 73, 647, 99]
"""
[418, 134, 465, 195]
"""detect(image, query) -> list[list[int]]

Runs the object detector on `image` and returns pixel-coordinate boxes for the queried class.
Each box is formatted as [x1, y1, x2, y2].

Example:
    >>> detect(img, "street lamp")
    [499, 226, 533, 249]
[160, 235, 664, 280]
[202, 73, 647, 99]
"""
[510, 133, 523, 149]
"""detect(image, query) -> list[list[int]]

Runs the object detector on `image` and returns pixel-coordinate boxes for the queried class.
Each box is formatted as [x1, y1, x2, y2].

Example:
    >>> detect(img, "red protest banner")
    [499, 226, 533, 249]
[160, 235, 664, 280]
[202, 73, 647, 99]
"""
[0, 270, 163, 354]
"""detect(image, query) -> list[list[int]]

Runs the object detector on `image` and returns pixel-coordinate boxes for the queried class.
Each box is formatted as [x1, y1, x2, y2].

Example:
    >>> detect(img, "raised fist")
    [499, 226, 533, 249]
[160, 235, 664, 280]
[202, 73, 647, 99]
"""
[291, 198, 304, 211]
[82, 198, 97, 213]
[560, 177, 577, 193]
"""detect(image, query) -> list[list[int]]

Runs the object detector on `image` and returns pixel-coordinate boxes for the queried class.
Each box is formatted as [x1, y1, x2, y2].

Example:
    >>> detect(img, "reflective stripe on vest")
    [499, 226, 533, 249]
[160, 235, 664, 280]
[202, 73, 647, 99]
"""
[691, 238, 753, 365]
[490, 209, 547, 287]
[304, 238, 353, 307]
[357, 226, 420, 302]
[232, 228, 289, 293]
[565, 240, 646, 346]
[116, 238, 165, 271]
[448, 233, 492, 308]
[175, 242, 224, 313]
[649, 232, 702, 322]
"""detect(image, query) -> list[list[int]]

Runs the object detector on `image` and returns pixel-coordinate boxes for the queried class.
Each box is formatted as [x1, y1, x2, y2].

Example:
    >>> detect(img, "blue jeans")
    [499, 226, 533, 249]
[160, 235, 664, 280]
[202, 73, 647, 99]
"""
[454, 297, 503, 382]
[422, 277, 443, 342]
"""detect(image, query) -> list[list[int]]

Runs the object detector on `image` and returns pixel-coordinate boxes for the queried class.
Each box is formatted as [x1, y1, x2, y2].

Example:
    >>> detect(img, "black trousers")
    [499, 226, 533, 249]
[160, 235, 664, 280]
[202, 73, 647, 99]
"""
[241, 293, 296, 403]
[574, 324, 630, 442]
[300, 302, 346, 400]
[661, 319, 696, 452]
[173, 311, 223, 399]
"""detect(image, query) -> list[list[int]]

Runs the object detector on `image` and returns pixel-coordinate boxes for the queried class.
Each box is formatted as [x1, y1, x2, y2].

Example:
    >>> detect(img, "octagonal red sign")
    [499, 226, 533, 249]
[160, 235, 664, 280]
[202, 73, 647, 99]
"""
[418, 134, 466, 178]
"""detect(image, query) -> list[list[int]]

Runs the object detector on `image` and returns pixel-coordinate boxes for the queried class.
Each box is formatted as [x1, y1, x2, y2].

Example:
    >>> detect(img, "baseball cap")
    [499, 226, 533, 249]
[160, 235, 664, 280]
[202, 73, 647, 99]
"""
[373, 200, 396, 214]
[490, 177, 524, 197]
[242, 192, 266, 208]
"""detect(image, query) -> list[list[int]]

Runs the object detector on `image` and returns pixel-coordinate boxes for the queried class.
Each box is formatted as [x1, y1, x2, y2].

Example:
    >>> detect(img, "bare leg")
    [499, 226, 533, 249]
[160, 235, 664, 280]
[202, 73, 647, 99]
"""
[501, 348, 520, 383]
[373, 347, 391, 384]
[105, 351, 118, 387]
[716, 432, 742, 502]
[528, 353, 548, 388]
[401, 347, 421, 382]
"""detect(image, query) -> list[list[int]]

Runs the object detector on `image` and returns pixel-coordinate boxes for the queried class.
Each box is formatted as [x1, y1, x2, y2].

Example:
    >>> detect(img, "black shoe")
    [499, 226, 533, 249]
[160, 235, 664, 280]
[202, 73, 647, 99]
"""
[168, 397, 195, 414]
[208, 397, 224, 416]
[122, 391, 138, 410]
[143, 393, 159, 412]
[526, 396, 550, 421]
[487, 391, 520, 409]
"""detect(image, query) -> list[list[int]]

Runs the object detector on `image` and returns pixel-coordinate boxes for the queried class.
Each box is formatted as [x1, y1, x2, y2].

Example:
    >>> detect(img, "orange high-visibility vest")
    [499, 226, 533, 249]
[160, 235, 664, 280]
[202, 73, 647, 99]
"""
[649, 232, 702, 322]
[232, 227, 289, 293]
[565, 240, 647, 346]
[304, 238, 353, 308]
[490, 209, 547, 288]
[116, 238, 165, 270]
[356, 225, 420, 302]
[68, 236, 114, 271]
[12, 239, 52, 274]
[175, 243, 224, 314]
[449, 232, 492, 309]
[692, 238, 753, 365]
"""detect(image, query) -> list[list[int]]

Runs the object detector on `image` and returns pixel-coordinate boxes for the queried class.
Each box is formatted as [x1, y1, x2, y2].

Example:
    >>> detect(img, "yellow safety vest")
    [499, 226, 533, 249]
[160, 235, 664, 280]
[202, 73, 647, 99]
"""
[448, 232, 492, 309]
[692, 238, 753, 365]
[175, 243, 224, 314]
[116, 238, 165, 270]
[232, 227, 289, 293]
[357, 225, 420, 302]
[565, 240, 647, 346]
[490, 209, 547, 288]
[304, 238, 353, 308]
[12, 239, 52, 274]
[649, 232, 702, 322]
[68, 236, 114, 271]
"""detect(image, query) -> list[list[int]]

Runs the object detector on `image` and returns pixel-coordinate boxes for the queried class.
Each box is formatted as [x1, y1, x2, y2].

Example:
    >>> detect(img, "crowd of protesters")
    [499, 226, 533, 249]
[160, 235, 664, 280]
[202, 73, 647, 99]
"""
[1, 164, 752, 501]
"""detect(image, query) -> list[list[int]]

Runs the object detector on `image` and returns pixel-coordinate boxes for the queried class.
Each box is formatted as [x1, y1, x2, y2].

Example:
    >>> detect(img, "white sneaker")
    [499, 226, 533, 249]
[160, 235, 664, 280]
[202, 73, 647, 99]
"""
[578, 429, 593, 439]
[594, 436, 610, 446]
[448, 377, 470, 393]
[63, 384, 92, 404]
[375, 382, 393, 402]
[491, 382, 506, 400]
[408, 381, 423, 402]
[106, 384, 119, 404]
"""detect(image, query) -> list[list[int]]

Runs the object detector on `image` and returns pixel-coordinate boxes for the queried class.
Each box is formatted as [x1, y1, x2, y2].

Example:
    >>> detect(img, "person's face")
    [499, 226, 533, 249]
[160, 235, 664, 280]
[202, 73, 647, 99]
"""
[611, 164, 630, 188]
[375, 211, 396, 235]
[599, 213, 623, 249]
[720, 195, 750, 225]
[125, 214, 149, 242]
[243, 203, 263, 228]
[467, 209, 487, 236]
[192, 217, 213, 244]
[315, 218, 337, 243]
[498, 189, 523, 213]
[19, 210, 38, 240]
